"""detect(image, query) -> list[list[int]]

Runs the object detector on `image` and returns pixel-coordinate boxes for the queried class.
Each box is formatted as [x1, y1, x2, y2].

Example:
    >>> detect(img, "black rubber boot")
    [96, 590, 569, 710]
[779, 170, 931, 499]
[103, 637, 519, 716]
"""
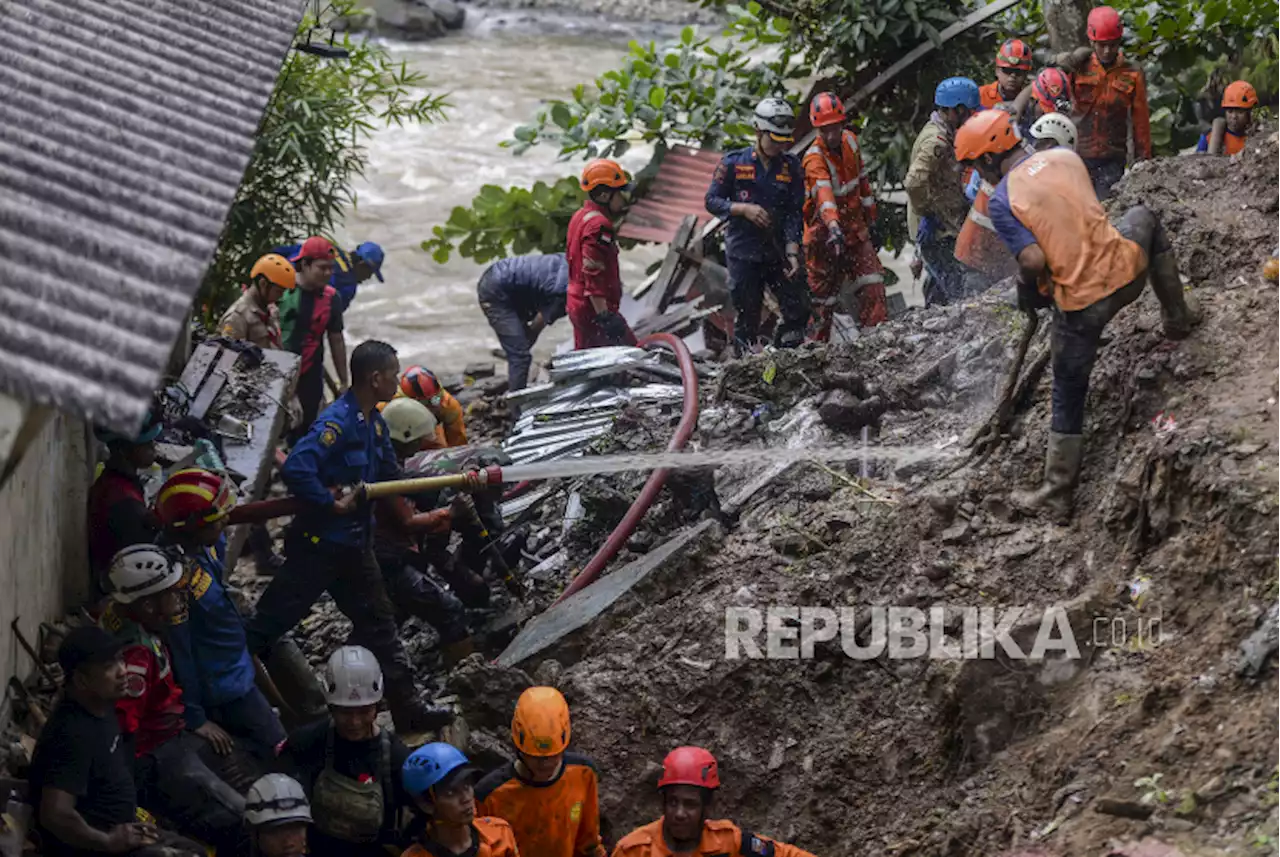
[1010, 432, 1084, 523]
[1148, 252, 1201, 340]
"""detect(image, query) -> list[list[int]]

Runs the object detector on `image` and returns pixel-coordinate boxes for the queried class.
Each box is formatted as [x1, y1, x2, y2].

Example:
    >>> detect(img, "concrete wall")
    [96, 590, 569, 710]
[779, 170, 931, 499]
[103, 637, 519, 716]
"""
[0, 411, 92, 714]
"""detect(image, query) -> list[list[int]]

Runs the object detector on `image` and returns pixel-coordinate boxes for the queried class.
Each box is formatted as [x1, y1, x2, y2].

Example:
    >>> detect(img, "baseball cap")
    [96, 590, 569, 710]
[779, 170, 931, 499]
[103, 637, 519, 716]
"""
[289, 236, 336, 263]
[354, 242, 385, 282]
[57, 626, 124, 680]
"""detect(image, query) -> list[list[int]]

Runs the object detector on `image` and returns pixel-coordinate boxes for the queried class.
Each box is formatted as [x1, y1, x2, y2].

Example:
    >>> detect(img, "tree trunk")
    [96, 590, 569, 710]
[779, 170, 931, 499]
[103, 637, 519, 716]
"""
[1043, 0, 1090, 53]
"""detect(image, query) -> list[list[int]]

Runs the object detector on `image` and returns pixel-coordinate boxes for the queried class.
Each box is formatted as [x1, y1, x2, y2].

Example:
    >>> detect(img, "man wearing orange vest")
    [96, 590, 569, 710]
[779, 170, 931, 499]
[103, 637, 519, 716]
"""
[566, 160, 638, 350]
[980, 39, 1033, 108]
[801, 92, 887, 339]
[612, 746, 818, 857]
[956, 110, 1198, 521]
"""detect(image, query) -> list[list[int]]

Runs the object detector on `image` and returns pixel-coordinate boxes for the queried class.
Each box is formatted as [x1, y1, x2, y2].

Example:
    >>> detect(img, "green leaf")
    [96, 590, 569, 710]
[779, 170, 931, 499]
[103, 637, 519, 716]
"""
[551, 103, 573, 128]
[771, 16, 791, 33]
[649, 86, 668, 108]
[681, 25, 694, 44]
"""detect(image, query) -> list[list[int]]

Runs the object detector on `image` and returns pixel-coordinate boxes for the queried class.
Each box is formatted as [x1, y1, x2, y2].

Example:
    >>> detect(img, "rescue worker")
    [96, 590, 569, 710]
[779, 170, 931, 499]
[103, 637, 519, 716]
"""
[398, 364, 468, 449]
[476, 686, 605, 857]
[103, 545, 245, 853]
[906, 77, 987, 305]
[87, 408, 163, 593]
[1073, 6, 1152, 200]
[276, 647, 412, 857]
[376, 398, 474, 665]
[705, 97, 811, 352]
[244, 340, 454, 733]
[1030, 112, 1078, 152]
[566, 160, 638, 350]
[280, 236, 348, 440]
[477, 253, 569, 394]
[277, 240, 385, 312]
[1197, 80, 1257, 155]
[401, 744, 520, 857]
[956, 110, 1199, 520]
[1026, 67, 1074, 132]
[219, 254, 296, 347]
[156, 468, 287, 767]
[29, 626, 207, 857]
[245, 774, 313, 857]
[980, 38, 1033, 108]
[801, 92, 887, 339]
[612, 746, 817, 857]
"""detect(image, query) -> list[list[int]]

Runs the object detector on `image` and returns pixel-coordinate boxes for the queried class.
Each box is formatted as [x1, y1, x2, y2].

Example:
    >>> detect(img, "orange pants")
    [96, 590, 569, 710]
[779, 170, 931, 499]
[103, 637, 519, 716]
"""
[805, 237, 887, 341]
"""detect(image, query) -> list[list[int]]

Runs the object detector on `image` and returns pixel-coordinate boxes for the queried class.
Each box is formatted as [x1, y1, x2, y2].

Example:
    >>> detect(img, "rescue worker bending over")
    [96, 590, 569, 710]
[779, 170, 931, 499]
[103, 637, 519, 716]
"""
[1198, 80, 1257, 156]
[1072, 6, 1152, 199]
[157, 469, 287, 773]
[905, 78, 987, 305]
[103, 546, 245, 854]
[980, 38, 1033, 108]
[276, 647, 411, 857]
[402, 744, 519, 857]
[956, 110, 1199, 521]
[802, 92, 887, 339]
[29, 626, 206, 857]
[1026, 68, 1073, 134]
[244, 340, 454, 734]
[477, 687, 605, 857]
[705, 97, 810, 353]
[87, 408, 163, 596]
[376, 398, 475, 666]
[612, 747, 817, 857]
[1030, 113, 1078, 152]
[245, 775, 313, 857]
[567, 160, 638, 350]
[397, 365, 468, 449]
[477, 253, 569, 395]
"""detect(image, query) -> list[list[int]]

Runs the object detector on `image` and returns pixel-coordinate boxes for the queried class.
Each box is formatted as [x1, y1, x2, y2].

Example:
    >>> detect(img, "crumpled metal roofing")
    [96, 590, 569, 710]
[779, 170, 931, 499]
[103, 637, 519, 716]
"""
[0, 0, 304, 432]
[617, 145, 722, 244]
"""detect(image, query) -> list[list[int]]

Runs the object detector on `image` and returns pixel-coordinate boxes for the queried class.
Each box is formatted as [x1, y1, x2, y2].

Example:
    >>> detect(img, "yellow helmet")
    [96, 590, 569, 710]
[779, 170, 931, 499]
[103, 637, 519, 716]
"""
[511, 686, 571, 756]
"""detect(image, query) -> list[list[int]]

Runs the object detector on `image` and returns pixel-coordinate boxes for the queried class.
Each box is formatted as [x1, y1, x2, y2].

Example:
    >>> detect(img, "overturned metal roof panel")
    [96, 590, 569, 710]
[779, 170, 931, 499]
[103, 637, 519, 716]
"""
[0, 0, 304, 432]
[617, 145, 722, 244]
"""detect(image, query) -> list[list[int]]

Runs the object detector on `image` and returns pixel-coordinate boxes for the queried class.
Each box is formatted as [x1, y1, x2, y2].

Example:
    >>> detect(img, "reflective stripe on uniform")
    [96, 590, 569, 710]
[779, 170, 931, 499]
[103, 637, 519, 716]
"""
[820, 201, 838, 213]
[861, 196, 876, 207]
[583, 259, 605, 272]
[853, 272, 884, 286]
[968, 209, 996, 231]
[581, 210, 606, 223]
[809, 179, 833, 199]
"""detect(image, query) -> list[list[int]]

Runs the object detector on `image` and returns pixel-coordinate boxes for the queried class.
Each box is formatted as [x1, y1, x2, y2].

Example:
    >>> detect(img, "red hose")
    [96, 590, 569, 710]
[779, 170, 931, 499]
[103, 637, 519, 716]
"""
[554, 333, 700, 604]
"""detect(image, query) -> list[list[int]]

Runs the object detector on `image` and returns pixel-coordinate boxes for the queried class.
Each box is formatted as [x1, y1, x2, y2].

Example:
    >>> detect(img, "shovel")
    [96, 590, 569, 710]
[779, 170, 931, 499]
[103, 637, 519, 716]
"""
[963, 308, 1041, 462]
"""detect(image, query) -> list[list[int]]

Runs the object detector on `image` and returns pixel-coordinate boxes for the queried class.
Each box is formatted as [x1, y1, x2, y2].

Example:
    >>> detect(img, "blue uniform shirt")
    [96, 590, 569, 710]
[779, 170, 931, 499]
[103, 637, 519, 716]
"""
[481, 254, 568, 324]
[705, 146, 804, 262]
[987, 176, 1038, 258]
[166, 536, 257, 725]
[282, 390, 400, 547]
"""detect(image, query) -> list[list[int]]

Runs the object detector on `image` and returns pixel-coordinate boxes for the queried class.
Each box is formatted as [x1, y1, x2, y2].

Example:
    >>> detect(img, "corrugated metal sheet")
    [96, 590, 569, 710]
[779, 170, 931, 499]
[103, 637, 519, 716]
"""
[618, 145, 722, 244]
[0, 0, 304, 433]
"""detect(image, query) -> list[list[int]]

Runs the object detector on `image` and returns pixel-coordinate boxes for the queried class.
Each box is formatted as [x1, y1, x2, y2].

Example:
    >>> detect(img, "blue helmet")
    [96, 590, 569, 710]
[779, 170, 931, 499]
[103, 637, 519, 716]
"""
[935, 77, 980, 109]
[402, 743, 473, 798]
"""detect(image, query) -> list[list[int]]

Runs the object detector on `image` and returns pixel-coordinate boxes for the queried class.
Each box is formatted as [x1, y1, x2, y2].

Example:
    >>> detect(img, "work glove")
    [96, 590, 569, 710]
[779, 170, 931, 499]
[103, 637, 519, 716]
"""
[594, 310, 630, 344]
[825, 222, 845, 256]
[963, 170, 982, 202]
[1016, 278, 1048, 314]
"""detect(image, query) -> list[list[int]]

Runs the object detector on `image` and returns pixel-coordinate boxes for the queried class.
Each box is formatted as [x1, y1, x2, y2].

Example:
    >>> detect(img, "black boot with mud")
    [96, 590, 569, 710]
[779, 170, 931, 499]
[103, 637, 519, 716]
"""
[1009, 431, 1083, 522]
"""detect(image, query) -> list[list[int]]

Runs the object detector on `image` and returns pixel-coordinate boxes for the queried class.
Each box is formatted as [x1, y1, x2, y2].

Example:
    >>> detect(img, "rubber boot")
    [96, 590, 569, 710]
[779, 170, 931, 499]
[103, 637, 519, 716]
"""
[1010, 432, 1084, 523]
[440, 636, 475, 669]
[1148, 252, 1201, 340]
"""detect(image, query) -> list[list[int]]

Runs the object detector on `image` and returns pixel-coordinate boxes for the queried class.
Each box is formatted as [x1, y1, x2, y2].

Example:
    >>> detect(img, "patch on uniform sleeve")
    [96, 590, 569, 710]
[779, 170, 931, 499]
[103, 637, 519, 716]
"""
[597, 229, 614, 246]
[320, 428, 338, 446]
[374, 420, 384, 438]
[123, 664, 147, 698]
[570, 801, 582, 822]
[734, 164, 756, 180]
[741, 833, 775, 857]
[776, 165, 791, 182]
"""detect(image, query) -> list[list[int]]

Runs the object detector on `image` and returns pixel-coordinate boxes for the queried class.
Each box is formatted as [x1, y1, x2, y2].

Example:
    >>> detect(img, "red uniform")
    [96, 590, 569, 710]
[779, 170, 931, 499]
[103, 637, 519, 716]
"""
[1073, 52, 1152, 162]
[100, 606, 185, 757]
[565, 200, 637, 349]
[87, 465, 158, 582]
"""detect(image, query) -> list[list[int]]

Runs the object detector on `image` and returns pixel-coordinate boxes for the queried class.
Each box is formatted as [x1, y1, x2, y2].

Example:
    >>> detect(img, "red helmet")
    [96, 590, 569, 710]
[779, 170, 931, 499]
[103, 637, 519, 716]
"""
[809, 92, 846, 128]
[1087, 6, 1123, 41]
[995, 38, 1032, 71]
[156, 468, 236, 529]
[657, 746, 720, 790]
[400, 365, 444, 405]
[1033, 68, 1073, 114]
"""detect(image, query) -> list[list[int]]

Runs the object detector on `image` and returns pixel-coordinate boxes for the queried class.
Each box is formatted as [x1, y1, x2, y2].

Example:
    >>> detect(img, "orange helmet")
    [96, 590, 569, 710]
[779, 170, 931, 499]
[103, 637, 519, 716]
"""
[809, 92, 846, 128]
[995, 38, 1032, 71]
[580, 159, 632, 194]
[400, 365, 443, 405]
[1222, 80, 1258, 109]
[1032, 67, 1073, 114]
[657, 746, 720, 790]
[511, 687, 571, 757]
[156, 468, 236, 529]
[954, 109, 1022, 162]
[250, 254, 297, 291]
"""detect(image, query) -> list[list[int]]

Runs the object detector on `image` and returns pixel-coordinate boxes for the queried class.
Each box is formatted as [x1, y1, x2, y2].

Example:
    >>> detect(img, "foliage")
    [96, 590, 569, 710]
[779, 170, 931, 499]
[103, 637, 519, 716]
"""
[506, 23, 808, 161]
[199, 0, 447, 320]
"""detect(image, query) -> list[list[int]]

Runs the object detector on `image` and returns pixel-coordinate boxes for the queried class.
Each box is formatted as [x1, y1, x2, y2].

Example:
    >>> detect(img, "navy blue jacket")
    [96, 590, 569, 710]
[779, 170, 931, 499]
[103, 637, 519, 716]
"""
[479, 254, 569, 324]
[167, 536, 256, 726]
[705, 146, 804, 262]
[282, 391, 400, 547]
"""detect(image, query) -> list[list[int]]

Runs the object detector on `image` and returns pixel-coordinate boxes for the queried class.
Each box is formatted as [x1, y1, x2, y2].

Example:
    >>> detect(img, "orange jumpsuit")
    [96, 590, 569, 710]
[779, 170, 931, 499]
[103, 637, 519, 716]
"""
[979, 81, 1003, 109]
[612, 818, 816, 857]
[403, 818, 520, 857]
[1073, 52, 1152, 163]
[955, 178, 1018, 281]
[477, 755, 606, 857]
[421, 389, 467, 450]
[802, 129, 886, 339]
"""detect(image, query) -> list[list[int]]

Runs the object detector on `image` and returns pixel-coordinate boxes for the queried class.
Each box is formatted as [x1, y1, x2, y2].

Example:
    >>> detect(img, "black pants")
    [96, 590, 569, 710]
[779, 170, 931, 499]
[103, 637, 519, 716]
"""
[1084, 157, 1126, 201]
[1050, 206, 1159, 434]
[206, 686, 287, 762]
[244, 533, 418, 708]
[377, 550, 469, 644]
[137, 733, 244, 855]
[291, 363, 325, 444]
[478, 274, 535, 394]
[132, 829, 207, 857]
[727, 255, 810, 350]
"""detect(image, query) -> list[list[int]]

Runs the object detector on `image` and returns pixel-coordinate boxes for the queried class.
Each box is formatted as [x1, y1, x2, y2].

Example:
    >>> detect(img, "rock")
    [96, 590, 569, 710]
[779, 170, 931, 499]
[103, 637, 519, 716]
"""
[1105, 839, 1187, 857]
[940, 520, 972, 545]
[1094, 798, 1154, 820]
[924, 558, 953, 581]
[477, 376, 509, 397]
[439, 373, 467, 393]
[627, 530, 655, 553]
[995, 530, 1041, 561]
[464, 361, 496, 379]
[818, 390, 885, 432]
[445, 656, 532, 730]
[981, 495, 1015, 522]
[419, 0, 466, 28]
[366, 0, 447, 38]
[770, 532, 810, 555]
[532, 659, 563, 686]
[1237, 602, 1279, 678]
[922, 315, 955, 333]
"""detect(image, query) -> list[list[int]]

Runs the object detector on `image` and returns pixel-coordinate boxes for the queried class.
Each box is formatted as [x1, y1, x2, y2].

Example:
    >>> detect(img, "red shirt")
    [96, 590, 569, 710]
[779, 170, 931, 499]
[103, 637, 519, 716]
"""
[101, 607, 185, 757]
[87, 465, 158, 579]
[566, 201, 621, 310]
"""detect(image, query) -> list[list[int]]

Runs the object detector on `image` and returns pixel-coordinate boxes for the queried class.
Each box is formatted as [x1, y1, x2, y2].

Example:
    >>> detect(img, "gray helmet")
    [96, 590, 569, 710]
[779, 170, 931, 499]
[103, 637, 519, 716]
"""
[245, 774, 312, 828]
[753, 97, 795, 140]
[1030, 112, 1078, 150]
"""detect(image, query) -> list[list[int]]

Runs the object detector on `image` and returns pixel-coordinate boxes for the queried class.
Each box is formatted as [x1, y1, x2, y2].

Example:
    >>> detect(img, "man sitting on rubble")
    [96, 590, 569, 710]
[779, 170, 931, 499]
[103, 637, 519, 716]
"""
[613, 747, 818, 857]
[275, 646, 412, 857]
[29, 626, 206, 857]
[102, 546, 245, 853]
[87, 407, 163, 596]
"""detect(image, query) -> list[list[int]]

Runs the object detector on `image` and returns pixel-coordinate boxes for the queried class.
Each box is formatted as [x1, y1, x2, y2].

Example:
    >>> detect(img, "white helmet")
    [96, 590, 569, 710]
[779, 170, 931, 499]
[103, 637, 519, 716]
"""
[1030, 112, 1078, 150]
[753, 97, 795, 140]
[245, 774, 312, 828]
[109, 545, 183, 604]
[382, 397, 438, 445]
[321, 645, 383, 707]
